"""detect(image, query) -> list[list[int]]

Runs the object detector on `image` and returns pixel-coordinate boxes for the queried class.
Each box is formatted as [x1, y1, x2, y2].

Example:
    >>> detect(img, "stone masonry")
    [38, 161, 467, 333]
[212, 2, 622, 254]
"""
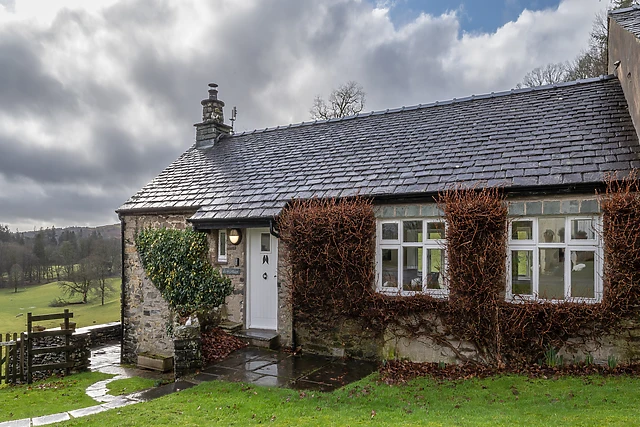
[209, 229, 246, 326]
[121, 212, 195, 364]
[121, 213, 250, 364]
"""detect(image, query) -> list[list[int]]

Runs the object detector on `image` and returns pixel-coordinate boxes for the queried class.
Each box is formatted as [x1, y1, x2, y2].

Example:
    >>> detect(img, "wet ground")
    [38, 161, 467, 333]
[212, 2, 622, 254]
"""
[194, 347, 378, 392]
[0, 342, 379, 426]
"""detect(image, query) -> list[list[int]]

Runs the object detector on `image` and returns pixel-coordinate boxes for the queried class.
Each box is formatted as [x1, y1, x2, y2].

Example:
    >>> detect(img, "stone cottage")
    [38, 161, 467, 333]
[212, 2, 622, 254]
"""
[117, 6, 640, 364]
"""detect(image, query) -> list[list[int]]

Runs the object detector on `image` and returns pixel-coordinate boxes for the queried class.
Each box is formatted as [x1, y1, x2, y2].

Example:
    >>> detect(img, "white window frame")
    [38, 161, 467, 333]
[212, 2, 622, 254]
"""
[507, 216, 602, 303]
[376, 218, 448, 297]
[218, 229, 227, 263]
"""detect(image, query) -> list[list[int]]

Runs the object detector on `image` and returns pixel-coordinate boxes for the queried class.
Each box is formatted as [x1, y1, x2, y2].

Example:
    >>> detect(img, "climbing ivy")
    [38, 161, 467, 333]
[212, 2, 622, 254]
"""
[135, 228, 233, 318]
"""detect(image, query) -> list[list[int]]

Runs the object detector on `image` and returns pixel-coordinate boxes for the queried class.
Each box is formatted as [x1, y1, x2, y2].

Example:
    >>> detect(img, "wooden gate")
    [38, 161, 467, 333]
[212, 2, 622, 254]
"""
[26, 309, 74, 384]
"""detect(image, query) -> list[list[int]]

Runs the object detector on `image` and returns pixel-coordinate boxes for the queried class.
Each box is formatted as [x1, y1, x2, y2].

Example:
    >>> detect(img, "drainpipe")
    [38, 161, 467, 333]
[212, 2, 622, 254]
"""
[119, 214, 125, 364]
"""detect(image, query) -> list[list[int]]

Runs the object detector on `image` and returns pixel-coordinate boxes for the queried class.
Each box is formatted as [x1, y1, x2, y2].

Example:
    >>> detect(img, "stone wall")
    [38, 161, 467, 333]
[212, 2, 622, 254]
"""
[173, 325, 202, 379]
[121, 212, 249, 365]
[295, 318, 382, 360]
[121, 212, 195, 364]
[277, 244, 293, 349]
[74, 322, 121, 345]
[209, 229, 246, 325]
[609, 14, 640, 136]
[290, 194, 640, 364]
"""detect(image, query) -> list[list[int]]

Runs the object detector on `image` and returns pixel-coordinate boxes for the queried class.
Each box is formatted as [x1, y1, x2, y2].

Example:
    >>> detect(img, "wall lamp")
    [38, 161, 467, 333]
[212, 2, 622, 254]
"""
[228, 228, 242, 245]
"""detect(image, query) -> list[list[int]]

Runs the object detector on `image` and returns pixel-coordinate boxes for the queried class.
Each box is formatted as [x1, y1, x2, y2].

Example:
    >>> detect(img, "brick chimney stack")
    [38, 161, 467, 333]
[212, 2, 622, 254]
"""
[195, 83, 232, 147]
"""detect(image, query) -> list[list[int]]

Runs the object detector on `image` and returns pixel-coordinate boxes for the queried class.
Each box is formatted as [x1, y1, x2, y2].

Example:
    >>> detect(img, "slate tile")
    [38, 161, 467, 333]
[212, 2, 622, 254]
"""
[119, 78, 638, 220]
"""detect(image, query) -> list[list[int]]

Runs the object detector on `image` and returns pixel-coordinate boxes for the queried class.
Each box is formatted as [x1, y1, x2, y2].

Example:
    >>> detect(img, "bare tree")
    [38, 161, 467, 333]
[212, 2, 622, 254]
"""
[9, 263, 23, 293]
[59, 256, 95, 303]
[310, 81, 366, 120]
[519, 2, 637, 87]
[517, 62, 570, 88]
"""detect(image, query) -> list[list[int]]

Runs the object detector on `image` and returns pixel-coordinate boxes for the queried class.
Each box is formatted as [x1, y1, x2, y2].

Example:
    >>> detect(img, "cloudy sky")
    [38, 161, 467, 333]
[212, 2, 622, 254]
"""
[0, 0, 609, 231]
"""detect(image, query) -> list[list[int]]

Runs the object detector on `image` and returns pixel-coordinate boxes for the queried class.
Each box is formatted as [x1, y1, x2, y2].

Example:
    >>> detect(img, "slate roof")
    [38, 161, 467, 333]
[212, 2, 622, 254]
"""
[611, 5, 640, 39]
[118, 75, 640, 222]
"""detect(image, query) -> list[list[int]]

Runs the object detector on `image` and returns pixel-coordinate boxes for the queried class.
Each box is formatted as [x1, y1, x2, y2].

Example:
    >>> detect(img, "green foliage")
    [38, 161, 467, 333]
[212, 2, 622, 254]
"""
[48, 297, 68, 307]
[58, 374, 640, 426]
[0, 278, 121, 332]
[608, 355, 619, 369]
[106, 377, 158, 396]
[544, 346, 563, 368]
[0, 372, 113, 422]
[585, 354, 594, 366]
[135, 228, 233, 317]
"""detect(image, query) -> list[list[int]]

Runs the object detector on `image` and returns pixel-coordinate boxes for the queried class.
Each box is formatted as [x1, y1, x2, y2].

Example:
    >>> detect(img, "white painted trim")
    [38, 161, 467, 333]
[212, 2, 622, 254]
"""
[246, 228, 278, 330]
[507, 216, 602, 303]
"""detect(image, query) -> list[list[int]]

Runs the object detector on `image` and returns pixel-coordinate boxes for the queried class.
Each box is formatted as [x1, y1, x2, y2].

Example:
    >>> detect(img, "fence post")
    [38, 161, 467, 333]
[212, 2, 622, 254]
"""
[1, 334, 5, 384]
[64, 309, 70, 376]
[27, 312, 32, 384]
[20, 332, 25, 383]
[11, 332, 17, 384]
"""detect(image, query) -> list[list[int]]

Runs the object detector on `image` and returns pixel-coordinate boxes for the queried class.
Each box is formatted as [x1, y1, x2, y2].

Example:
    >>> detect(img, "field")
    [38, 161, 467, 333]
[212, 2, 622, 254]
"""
[58, 374, 640, 426]
[0, 278, 121, 333]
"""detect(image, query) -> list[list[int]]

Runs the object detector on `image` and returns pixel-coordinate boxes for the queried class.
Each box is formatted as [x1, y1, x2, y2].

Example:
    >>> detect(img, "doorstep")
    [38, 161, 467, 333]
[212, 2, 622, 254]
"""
[232, 329, 280, 349]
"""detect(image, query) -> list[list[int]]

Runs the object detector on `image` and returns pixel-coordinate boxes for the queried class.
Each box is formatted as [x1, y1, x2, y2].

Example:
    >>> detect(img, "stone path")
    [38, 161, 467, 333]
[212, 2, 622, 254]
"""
[0, 343, 378, 426]
[0, 342, 174, 427]
[195, 347, 378, 392]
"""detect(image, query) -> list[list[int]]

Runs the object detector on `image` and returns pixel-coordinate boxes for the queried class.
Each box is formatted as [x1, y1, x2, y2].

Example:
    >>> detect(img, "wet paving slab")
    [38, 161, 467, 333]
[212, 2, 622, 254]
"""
[197, 347, 378, 392]
[130, 380, 197, 401]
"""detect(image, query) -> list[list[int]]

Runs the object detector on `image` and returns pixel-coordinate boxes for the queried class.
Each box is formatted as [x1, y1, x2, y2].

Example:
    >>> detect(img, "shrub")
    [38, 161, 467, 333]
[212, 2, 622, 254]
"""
[135, 228, 233, 319]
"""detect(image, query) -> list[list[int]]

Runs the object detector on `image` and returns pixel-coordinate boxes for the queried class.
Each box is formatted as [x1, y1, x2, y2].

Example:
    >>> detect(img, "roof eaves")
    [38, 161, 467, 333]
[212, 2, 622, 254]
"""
[609, 5, 640, 16]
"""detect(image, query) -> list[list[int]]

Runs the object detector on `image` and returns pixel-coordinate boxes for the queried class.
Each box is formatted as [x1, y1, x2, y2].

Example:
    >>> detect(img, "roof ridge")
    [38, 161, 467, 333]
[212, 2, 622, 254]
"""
[231, 75, 617, 137]
[609, 4, 640, 15]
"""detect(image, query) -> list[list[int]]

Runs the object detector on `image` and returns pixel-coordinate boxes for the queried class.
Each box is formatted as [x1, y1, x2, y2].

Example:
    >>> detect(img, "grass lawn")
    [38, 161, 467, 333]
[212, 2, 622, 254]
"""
[106, 377, 157, 396]
[0, 371, 113, 422]
[58, 374, 640, 426]
[0, 278, 121, 333]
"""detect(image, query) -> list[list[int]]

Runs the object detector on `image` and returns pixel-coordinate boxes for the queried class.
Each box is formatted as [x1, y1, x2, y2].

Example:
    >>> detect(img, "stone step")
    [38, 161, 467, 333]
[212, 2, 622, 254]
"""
[219, 320, 243, 333]
[232, 329, 280, 350]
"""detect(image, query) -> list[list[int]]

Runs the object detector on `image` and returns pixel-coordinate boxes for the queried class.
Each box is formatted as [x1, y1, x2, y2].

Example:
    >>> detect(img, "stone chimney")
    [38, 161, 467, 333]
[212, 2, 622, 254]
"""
[195, 83, 232, 147]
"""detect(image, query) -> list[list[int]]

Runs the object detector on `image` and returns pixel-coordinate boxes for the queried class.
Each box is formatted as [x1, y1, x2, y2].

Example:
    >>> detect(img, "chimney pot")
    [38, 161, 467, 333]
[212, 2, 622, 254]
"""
[208, 83, 219, 100]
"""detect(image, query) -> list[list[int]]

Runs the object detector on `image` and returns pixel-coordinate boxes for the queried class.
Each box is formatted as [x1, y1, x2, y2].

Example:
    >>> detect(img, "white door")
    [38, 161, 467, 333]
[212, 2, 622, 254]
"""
[247, 228, 278, 330]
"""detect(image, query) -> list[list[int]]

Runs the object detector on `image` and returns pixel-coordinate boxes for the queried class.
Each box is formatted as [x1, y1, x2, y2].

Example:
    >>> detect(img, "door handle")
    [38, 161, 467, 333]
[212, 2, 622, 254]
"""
[263, 272, 268, 280]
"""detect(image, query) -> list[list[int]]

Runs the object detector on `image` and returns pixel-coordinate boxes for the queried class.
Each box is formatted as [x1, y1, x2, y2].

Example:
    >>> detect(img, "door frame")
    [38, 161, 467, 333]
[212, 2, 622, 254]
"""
[246, 228, 278, 330]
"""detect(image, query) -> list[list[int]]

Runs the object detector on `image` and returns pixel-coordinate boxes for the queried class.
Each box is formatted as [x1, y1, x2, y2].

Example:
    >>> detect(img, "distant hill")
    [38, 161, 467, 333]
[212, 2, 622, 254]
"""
[20, 224, 121, 240]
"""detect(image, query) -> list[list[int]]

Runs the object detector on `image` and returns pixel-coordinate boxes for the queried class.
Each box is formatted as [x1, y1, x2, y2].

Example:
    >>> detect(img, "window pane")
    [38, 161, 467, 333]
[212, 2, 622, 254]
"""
[539, 218, 565, 243]
[260, 233, 271, 252]
[381, 249, 398, 288]
[219, 231, 226, 257]
[511, 250, 533, 295]
[571, 219, 596, 240]
[539, 248, 565, 300]
[511, 220, 533, 240]
[402, 247, 422, 291]
[426, 248, 445, 290]
[427, 222, 445, 240]
[382, 223, 398, 240]
[403, 221, 422, 242]
[571, 251, 595, 298]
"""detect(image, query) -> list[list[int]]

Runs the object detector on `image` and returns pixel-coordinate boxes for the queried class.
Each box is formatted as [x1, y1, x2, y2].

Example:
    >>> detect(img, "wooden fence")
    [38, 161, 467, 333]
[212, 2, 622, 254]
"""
[0, 332, 24, 384]
[0, 309, 75, 384]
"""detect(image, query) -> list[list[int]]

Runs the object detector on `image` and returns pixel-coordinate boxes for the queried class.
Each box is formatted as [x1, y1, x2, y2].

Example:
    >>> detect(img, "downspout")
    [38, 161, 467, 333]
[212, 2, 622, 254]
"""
[119, 214, 125, 364]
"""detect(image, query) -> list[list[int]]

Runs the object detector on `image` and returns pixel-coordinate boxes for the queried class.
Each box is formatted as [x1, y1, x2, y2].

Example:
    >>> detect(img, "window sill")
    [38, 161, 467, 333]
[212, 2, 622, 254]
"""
[506, 295, 601, 304]
[377, 288, 449, 299]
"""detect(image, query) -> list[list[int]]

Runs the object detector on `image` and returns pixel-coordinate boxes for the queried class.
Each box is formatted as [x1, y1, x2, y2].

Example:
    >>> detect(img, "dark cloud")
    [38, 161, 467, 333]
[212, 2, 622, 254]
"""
[0, 0, 603, 230]
[0, 29, 79, 117]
